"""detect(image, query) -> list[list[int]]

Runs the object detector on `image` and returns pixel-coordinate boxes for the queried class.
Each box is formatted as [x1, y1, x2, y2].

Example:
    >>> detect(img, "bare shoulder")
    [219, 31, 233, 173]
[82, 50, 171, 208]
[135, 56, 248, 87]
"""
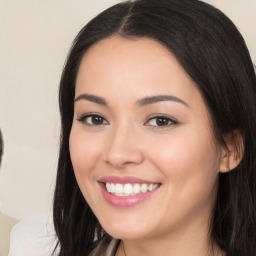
[0, 212, 18, 256]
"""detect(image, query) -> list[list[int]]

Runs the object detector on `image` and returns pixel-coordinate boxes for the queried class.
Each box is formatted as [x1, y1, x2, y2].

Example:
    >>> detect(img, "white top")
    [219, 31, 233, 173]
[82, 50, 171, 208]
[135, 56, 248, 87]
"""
[8, 217, 59, 256]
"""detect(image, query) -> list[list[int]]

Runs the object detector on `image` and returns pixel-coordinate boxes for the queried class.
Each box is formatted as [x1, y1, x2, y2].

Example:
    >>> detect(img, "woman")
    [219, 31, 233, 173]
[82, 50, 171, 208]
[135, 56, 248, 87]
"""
[53, 0, 256, 255]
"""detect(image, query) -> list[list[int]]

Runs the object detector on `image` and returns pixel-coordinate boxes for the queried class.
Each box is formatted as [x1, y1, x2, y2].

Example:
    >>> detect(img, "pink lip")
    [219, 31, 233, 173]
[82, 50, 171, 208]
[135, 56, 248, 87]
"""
[98, 176, 161, 208]
[98, 175, 158, 185]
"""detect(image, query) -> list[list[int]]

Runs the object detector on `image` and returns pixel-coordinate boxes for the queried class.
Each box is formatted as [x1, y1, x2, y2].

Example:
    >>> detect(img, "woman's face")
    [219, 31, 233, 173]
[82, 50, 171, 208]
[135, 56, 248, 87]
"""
[69, 36, 224, 241]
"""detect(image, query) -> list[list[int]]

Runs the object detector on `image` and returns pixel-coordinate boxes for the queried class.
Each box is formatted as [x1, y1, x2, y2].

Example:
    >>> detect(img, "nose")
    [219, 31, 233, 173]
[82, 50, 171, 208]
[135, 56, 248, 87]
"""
[104, 124, 144, 169]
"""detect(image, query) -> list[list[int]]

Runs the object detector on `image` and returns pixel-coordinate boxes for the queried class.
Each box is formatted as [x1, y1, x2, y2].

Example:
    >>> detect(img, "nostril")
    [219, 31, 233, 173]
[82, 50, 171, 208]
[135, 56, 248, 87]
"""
[104, 149, 144, 168]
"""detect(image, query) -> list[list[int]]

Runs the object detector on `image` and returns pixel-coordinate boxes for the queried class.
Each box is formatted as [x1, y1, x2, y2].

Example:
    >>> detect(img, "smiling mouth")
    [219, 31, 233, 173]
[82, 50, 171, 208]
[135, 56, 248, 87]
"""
[104, 182, 160, 197]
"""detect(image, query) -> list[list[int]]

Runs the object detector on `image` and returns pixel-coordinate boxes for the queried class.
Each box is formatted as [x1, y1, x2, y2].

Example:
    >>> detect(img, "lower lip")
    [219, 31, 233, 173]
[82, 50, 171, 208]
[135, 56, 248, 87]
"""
[99, 183, 159, 208]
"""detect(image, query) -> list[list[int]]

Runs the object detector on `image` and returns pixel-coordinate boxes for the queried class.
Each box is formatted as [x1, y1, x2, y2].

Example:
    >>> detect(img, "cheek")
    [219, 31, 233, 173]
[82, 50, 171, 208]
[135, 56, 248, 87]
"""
[148, 129, 220, 193]
[69, 125, 106, 208]
[148, 131, 220, 225]
[69, 125, 103, 178]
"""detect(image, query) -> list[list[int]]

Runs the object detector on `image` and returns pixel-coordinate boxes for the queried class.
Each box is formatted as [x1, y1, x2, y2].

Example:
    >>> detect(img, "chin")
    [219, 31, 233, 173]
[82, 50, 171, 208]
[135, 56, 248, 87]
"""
[99, 216, 152, 240]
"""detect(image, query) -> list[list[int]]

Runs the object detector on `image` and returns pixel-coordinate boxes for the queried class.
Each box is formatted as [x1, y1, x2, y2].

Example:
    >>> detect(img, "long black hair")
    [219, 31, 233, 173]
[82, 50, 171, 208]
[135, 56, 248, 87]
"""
[0, 129, 3, 166]
[53, 0, 256, 255]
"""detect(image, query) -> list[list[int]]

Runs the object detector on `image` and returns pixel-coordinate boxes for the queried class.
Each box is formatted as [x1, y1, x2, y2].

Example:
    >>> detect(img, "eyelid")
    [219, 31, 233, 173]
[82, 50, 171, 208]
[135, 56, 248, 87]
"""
[144, 114, 178, 127]
[76, 112, 177, 128]
[76, 112, 109, 126]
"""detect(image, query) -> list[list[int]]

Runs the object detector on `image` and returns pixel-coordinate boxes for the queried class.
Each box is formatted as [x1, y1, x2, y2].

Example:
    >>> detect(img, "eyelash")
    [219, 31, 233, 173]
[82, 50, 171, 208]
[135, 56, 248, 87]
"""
[145, 115, 177, 128]
[77, 113, 177, 128]
[77, 113, 108, 126]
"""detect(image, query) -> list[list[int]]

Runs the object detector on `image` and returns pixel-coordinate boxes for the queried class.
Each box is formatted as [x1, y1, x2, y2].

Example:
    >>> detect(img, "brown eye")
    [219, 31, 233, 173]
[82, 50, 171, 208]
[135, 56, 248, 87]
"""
[77, 114, 108, 126]
[155, 117, 170, 126]
[146, 116, 176, 127]
[90, 115, 105, 125]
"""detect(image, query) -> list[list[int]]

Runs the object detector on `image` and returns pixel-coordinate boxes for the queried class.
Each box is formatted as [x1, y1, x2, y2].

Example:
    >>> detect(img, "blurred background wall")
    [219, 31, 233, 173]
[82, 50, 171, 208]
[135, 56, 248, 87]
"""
[0, 0, 255, 221]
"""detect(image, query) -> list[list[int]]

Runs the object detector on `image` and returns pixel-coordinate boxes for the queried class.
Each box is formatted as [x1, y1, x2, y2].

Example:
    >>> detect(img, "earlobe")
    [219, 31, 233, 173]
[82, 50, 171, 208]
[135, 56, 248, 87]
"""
[219, 130, 244, 173]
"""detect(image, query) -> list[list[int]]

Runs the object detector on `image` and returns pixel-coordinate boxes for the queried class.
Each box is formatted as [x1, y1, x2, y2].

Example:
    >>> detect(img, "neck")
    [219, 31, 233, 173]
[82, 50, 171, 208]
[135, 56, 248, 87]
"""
[116, 217, 224, 256]
[118, 237, 223, 256]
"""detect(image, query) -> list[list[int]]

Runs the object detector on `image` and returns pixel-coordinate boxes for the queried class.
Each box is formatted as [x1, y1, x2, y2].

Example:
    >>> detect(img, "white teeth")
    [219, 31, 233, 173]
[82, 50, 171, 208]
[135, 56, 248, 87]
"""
[105, 182, 159, 196]
[115, 184, 123, 194]
[110, 183, 115, 193]
[152, 184, 158, 190]
[133, 184, 141, 194]
[123, 184, 133, 195]
[141, 184, 148, 193]
[106, 182, 111, 192]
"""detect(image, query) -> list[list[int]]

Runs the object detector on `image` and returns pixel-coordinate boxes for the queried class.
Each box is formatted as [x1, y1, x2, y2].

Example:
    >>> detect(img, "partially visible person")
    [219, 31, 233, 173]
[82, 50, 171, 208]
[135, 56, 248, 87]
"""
[5, 130, 58, 256]
[0, 129, 18, 256]
[8, 217, 59, 256]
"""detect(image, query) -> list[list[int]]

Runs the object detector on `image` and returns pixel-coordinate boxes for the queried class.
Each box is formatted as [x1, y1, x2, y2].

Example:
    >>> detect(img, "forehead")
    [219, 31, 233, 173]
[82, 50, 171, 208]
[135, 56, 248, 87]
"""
[76, 36, 206, 109]
[79, 36, 183, 73]
[74, 35, 214, 135]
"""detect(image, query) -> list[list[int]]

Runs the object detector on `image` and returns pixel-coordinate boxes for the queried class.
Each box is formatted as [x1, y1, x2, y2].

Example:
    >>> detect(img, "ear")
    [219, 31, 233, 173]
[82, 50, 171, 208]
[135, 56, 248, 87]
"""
[219, 130, 244, 173]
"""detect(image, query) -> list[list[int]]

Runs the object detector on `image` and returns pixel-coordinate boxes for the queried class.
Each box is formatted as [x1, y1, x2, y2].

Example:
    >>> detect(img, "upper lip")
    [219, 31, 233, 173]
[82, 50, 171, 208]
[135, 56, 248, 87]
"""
[98, 176, 160, 184]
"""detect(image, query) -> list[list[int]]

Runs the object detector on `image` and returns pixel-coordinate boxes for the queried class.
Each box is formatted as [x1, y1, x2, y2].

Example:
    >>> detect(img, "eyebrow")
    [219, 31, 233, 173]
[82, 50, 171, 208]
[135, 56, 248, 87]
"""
[74, 93, 189, 107]
[74, 93, 108, 106]
[137, 95, 189, 107]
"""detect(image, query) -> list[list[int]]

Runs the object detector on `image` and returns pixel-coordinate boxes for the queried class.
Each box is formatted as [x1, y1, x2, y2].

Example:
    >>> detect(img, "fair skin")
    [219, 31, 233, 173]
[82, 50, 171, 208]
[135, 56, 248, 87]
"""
[69, 36, 231, 256]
